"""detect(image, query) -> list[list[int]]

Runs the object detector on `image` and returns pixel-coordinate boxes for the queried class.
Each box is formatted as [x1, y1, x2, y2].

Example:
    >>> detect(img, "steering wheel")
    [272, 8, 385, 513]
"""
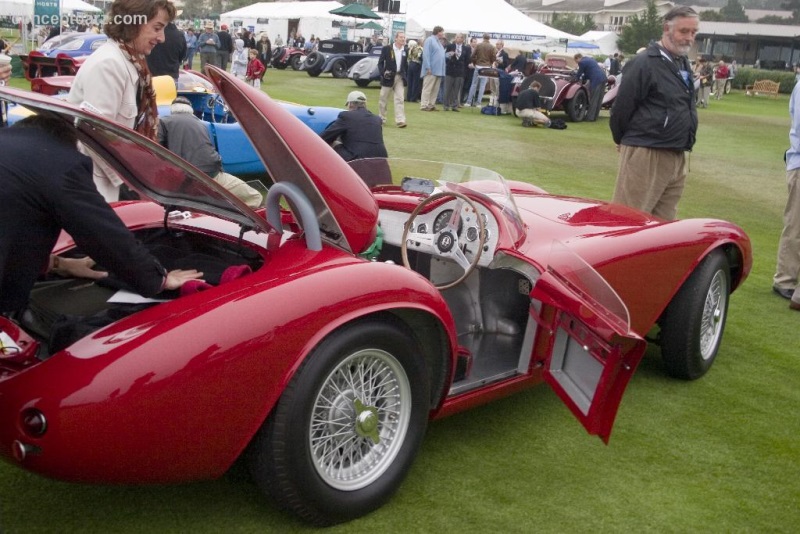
[401, 191, 486, 290]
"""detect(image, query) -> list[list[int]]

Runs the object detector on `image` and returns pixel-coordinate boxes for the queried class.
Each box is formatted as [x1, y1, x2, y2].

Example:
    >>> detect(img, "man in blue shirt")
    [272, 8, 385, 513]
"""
[420, 26, 445, 112]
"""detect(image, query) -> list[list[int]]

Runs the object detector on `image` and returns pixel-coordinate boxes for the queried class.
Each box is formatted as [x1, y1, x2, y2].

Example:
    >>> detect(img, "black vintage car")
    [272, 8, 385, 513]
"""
[301, 39, 368, 78]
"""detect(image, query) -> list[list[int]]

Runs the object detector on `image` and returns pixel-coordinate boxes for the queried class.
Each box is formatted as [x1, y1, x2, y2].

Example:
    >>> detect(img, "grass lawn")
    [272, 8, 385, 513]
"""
[1, 69, 798, 533]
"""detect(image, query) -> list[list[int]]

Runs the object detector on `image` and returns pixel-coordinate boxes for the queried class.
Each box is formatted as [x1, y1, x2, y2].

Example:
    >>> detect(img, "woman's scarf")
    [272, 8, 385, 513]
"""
[117, 40, 159, 141]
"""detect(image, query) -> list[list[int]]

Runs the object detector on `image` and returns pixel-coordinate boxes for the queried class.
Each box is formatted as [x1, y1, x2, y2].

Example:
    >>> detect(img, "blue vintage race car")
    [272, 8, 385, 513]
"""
[37, 32, 108, 58]
[6, 71, 342, 175]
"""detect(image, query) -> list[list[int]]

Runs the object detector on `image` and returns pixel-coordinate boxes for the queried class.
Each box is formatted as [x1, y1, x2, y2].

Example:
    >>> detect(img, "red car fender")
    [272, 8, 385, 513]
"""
[563, 83, 587, 101]
[0, 251, 456, 484]
[564, 219, 751, 336]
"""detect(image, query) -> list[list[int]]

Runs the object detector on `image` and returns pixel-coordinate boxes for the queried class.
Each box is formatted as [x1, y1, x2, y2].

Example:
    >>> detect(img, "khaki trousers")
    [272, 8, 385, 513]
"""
[518, 108, 549, 126]
[612, 145, 687, 220]
[214, 172, 264, 209]
[379, 74, 406, 125]
[420, 74, 442, 110]
[774, 168, 800, 300]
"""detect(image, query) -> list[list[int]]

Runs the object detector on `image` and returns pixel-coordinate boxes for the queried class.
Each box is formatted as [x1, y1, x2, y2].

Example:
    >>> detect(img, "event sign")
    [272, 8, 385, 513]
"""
[34, 0, 60, 26]
[467, 31, 545, 41]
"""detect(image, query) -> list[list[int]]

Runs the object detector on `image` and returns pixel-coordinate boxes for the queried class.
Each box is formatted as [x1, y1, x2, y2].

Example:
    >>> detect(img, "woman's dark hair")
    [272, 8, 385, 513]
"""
[12, 115, 78, 147]
[104, 0, 176, 43]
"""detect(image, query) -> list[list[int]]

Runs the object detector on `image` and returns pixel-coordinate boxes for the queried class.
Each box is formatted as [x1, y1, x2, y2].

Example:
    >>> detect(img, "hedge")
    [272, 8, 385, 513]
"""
[730, 67, 797, 94]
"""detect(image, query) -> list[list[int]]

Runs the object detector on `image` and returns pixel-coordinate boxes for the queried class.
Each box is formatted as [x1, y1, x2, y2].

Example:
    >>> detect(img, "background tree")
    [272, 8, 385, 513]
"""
[550, 13, 596, 35]
[616, 0, 662, 54]
[719, 0, 749, 21]
[757, 14, 794, 23]
[700, 10, 725, 21]
[781, 0, 800, 22]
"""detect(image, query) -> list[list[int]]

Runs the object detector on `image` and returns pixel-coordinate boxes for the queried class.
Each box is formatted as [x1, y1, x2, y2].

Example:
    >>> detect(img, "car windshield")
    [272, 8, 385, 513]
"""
[349, 158, 526, 245]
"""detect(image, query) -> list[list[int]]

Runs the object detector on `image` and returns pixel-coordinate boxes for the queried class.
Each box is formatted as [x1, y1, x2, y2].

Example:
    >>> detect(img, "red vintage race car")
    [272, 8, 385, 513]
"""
[0, 68, 751, 526]
[270, 45, 306, 70]
[511, 52, 592, 122]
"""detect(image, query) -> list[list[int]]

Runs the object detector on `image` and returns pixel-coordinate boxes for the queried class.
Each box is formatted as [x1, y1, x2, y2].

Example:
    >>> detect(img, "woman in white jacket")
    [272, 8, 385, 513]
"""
[67, 0, 177, 201]
[230, 38, 247, 80]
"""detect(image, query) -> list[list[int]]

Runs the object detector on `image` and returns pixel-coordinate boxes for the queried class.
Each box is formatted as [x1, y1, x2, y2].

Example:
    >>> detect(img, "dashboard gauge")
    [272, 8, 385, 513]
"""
[466, 226, 479, 242]
[433, 209, 463, 234]
[416, 223, 428, 234]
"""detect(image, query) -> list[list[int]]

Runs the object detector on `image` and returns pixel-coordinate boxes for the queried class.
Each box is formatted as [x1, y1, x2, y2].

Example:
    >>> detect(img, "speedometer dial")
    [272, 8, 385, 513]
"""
[433, 209, 463, 234]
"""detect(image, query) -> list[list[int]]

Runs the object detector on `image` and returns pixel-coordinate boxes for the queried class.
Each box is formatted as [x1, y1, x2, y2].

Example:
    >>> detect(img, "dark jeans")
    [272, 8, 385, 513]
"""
[406, 61, 422, 102]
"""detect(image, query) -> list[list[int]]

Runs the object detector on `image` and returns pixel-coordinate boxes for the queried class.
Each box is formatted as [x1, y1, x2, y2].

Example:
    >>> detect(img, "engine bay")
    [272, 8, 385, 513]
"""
[18, 227, 264, 358]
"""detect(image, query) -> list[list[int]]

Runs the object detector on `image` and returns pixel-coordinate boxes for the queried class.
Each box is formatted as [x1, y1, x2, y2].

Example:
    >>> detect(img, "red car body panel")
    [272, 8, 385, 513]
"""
[0, 230, 454, 482]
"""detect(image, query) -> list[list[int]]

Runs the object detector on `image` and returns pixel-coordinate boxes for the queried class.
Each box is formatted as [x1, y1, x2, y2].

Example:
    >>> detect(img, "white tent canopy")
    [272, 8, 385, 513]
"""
[403, 0, 578, 45]
[220, 1, 360, 42]
[0, 0, 101, 18]
[221, 1, 344, 22]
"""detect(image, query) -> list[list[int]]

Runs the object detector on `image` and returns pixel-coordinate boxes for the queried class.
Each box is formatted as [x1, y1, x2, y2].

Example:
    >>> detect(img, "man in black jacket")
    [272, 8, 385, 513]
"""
[217, 24, 233, 71]
[516, 81, 551, 128]
[320, 91, 388, 162]
[147, 22, 187, 80]
[0, 116, 202, 314]
[443, 33, 470, 111]
[609, 5, 699, 221]
[378, 31, 408, 128]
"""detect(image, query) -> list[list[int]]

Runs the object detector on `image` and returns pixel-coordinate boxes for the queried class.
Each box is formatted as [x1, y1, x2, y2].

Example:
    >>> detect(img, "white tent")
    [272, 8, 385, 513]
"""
[0, 0, 101, 17]
[403, 0, 578, 46]
[579, 30, 619, 56]
[220, 1, 353, 42]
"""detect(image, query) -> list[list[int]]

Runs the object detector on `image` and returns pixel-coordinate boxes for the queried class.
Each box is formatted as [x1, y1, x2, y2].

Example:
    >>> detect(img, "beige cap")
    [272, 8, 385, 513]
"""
[345, 90, 367, 105]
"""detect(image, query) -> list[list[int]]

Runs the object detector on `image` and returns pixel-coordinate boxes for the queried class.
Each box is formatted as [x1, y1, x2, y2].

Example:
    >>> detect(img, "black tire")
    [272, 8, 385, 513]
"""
[354, 79, 371, 88]
[566, 90, 588, 122]
[519, 74, 536, 92]
[304, 51, 324, 70]
[307, 69, 321, 77]
[248, 319, 430, 526]
[659, 250, 730, 380]
[331, 59, 348, 79]
[290, 53, 303, 71]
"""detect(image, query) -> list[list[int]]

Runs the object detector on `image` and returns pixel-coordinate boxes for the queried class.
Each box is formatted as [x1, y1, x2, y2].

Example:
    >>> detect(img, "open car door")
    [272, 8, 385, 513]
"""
[530, 242, 647, 443]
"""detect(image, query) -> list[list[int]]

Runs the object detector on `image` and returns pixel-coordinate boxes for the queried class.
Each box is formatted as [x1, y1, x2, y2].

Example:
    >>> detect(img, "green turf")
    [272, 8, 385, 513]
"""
[1, 70, 798, 533]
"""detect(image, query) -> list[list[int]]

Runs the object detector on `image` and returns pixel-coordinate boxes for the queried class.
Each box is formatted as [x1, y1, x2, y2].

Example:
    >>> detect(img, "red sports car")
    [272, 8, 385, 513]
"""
[0, 68, 751, 526]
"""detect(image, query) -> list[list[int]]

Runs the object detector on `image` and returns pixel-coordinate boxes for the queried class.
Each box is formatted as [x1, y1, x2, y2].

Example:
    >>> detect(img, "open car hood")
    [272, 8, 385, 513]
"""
[0, 68, 379, 253]
[205, 66, 378, 254]
[0, 86, 272, 234]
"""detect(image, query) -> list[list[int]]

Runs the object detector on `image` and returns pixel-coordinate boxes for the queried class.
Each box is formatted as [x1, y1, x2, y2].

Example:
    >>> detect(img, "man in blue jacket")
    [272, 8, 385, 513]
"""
[609, 5, 699, 221]
[574, 53, 607, 122]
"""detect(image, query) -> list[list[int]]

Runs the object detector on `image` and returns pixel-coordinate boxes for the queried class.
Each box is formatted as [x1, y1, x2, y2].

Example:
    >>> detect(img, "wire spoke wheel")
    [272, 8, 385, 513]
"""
[248, 320, 429, 525]
[699, 270, 727, 360]
[310, 348, 411, 491]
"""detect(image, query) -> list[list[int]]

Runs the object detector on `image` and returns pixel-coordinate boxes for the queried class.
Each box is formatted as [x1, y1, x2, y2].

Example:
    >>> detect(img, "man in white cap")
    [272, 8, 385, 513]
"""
[320, 91, 388, 162]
